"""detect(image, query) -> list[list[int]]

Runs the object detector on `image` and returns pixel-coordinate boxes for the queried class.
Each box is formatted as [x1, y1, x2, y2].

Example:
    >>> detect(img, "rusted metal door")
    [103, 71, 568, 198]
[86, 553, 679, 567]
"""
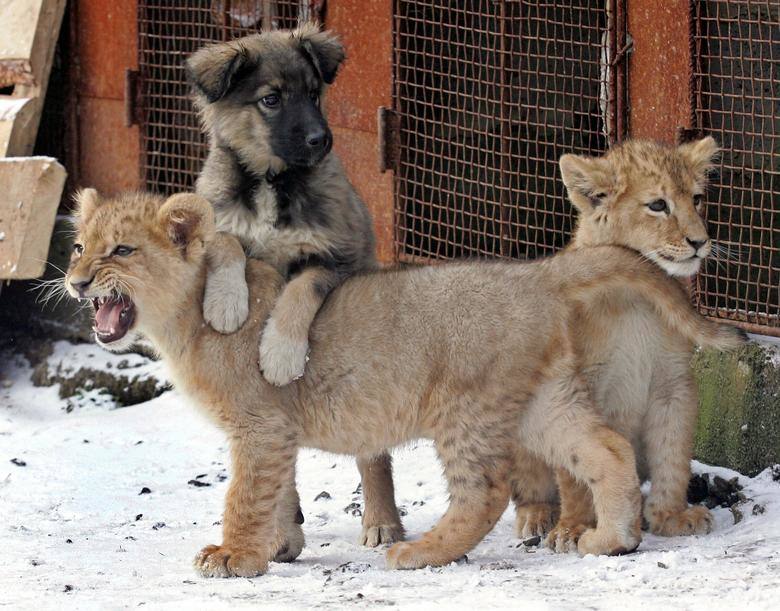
[691, 0, 779, 336]
[389, 0, 628, 262]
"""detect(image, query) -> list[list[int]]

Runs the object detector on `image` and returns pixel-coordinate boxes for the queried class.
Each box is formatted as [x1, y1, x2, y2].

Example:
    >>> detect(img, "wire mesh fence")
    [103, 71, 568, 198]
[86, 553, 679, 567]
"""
[138, 0, 320, 194]
[692, 0, 779, 334]
[392, 0, 624, 262]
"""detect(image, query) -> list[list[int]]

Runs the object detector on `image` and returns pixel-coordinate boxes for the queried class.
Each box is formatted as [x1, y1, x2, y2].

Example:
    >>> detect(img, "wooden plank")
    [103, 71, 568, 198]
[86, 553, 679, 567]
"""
[0, 156, 67, 280]
[0, 0, 67, 156]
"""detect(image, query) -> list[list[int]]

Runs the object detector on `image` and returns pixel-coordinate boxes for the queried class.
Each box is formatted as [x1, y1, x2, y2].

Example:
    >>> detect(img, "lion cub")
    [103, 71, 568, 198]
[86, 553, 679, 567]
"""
[511, 137, 743, 547]
[65, 190, 742, 577]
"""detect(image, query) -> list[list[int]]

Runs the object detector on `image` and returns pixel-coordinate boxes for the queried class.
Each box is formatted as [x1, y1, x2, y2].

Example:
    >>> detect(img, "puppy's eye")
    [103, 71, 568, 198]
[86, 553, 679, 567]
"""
[693, 194, 703, 209]
[647, 199, 669, 213]
[73, 243, 84, 256]
[112, 245, 136, 257]
[261, 94, 280, 108]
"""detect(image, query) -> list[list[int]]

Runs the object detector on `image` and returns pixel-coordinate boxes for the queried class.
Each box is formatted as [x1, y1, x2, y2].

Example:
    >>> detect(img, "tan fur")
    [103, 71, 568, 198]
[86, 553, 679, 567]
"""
[511, 138, 743, 547]
[63, 190, 738, 576]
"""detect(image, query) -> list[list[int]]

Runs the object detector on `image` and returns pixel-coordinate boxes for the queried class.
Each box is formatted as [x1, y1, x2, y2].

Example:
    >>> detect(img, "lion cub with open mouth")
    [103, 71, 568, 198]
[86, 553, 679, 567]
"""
[65, 190, 742, 577]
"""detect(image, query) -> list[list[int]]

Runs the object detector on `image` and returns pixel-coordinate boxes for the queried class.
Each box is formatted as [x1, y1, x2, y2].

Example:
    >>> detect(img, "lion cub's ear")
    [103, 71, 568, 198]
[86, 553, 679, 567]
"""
[185, 41, 252, 103]
[73, 188, 102, 224]
[559, 154, 613, 213]
[678, 136, 719, 179]
[157, 193, 216, 250]
[295, 23, 346, 84]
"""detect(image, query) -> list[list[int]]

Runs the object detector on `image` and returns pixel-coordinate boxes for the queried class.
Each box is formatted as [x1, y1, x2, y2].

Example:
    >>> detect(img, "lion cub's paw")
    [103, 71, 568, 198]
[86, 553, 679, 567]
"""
[576, 527, 641, 557]
[194, 544, 268, 578]
[646, 505, 713, 537]
[259, 318, 309, 386]
[386, 541, 443, 570]
[516, 503, 557, 538]
[360, 523, 405, 548]
[545, 522, 588, 554]
[203, 264, 249, 334]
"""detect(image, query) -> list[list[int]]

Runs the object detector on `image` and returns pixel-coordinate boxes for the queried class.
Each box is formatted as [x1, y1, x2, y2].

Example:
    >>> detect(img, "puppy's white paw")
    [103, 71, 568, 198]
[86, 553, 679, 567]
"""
[203, 263, 249, 334]
[259, 318, 309, 386]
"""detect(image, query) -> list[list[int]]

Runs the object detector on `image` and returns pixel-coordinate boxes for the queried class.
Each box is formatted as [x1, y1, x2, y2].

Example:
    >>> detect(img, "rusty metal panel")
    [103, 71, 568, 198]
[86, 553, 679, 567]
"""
[392, 0, 626, 263]
[627, 0, 693, 143]
[137, 1, 321, 194]
[692, 0, 779, 335]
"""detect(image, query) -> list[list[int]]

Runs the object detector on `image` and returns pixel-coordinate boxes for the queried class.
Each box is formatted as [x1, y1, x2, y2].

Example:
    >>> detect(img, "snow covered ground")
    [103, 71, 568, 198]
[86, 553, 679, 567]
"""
[1, 341, 779, 610]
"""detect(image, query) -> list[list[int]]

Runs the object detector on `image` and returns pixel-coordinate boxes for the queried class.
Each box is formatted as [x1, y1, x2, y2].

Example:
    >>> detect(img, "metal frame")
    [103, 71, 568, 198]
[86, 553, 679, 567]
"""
[391, 0, 628, 264]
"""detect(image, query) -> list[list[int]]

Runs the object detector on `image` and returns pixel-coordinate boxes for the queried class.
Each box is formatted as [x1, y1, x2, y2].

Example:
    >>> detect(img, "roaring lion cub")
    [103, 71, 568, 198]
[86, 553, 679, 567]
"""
[65, 190, 742, 577]
[512, 137, 741, 547]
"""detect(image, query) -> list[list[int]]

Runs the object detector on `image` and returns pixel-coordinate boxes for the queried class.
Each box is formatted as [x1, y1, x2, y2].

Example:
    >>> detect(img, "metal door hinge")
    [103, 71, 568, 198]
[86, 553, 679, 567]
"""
[124, 69, 142, 127]
[378, 106, 400, 173]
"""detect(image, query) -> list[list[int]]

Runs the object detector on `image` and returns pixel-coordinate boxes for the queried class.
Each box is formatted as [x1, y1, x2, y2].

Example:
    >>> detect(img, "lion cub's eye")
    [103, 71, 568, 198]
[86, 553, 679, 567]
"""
[73, 243, 84, 256]
[260, 94, 280, 108]
[693, 194, 703, 209]
[112, 245, 136, 257]
[647, 199, 669, 213]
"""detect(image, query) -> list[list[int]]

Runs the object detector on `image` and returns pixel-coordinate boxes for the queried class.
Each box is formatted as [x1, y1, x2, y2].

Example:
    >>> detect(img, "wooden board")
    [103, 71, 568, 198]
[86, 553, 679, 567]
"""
[0, 0, 67, 156]
[0, 156, 66, 280]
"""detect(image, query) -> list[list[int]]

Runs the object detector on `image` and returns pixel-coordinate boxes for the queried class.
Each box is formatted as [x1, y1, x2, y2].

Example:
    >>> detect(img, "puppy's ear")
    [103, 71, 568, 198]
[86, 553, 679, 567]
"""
[678, 136, 719, 180]
[559, 154, 613, 213]
[185, 41, 252, 103]
[157, 193, 215, 250]
[73, 188, 102, 224]
[295, 24, 345, 84]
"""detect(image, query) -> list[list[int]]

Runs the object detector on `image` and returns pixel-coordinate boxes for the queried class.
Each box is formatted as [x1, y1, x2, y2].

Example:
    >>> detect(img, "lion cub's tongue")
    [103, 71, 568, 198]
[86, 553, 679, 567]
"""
[95, 299, 124, 334]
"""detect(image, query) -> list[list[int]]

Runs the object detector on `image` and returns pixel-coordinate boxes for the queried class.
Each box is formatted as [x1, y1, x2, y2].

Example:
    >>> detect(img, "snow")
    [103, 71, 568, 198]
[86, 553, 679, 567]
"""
[1, 343, 779, 610]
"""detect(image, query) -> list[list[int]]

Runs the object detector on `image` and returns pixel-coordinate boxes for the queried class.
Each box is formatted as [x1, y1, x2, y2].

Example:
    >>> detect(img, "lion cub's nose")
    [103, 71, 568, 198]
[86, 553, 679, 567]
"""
[686, 238, 707, 252]
[70, 277, 94, 296]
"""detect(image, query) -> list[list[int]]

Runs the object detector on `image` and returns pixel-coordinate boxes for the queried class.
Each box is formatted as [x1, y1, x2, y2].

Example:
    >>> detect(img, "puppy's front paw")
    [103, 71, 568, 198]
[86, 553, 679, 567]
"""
[259, 318, 309, 386]
[203, 264, 249, 334]
[194, 544, 268, 578]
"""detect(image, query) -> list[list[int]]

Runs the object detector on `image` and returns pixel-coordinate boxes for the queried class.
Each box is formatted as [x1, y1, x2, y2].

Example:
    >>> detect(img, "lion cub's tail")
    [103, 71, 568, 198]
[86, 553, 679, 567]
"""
[555, 247, 747, 351]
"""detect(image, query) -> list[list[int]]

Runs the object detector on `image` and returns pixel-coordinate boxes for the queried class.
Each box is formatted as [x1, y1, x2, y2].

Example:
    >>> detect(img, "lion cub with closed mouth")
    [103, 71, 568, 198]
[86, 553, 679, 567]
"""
[512, 137, 746, 549]
[65, 189, 743, 577]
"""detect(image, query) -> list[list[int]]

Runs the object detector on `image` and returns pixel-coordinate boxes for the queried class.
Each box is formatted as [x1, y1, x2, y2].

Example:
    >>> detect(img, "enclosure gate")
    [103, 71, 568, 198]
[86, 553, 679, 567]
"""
[138, 1, 321, 194]
[391, 0, 627, 262]
[691, 0, 779, 335]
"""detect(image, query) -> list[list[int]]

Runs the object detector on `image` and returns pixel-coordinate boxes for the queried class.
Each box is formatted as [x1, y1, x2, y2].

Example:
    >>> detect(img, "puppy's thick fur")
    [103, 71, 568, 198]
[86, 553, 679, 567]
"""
[187, 25, 402, 546]
[65, 191, 744, 577]
[511, 138, 742, 548]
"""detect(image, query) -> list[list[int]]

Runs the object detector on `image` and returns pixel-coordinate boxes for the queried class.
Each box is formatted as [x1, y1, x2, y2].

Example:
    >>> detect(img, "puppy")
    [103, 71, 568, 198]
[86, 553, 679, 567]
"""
[186, 24, 402, 546]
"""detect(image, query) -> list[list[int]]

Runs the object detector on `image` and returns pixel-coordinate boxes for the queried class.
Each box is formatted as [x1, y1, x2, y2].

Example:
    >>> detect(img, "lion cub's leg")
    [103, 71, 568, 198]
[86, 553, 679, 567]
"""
[511, 447, 559, 538]
[195, 435, 296, 578]
[523, 374, 642, 556]
[545, 469, 597, 552]
[643, 373, 713, 536]
[357, 453, 405, 546]
[203, 232, 250, 334]
[386, 430, 512, 570]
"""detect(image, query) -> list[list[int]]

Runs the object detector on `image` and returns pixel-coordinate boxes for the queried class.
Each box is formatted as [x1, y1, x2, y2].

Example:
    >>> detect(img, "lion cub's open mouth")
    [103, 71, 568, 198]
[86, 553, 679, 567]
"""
[92, 293, 136, 343]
